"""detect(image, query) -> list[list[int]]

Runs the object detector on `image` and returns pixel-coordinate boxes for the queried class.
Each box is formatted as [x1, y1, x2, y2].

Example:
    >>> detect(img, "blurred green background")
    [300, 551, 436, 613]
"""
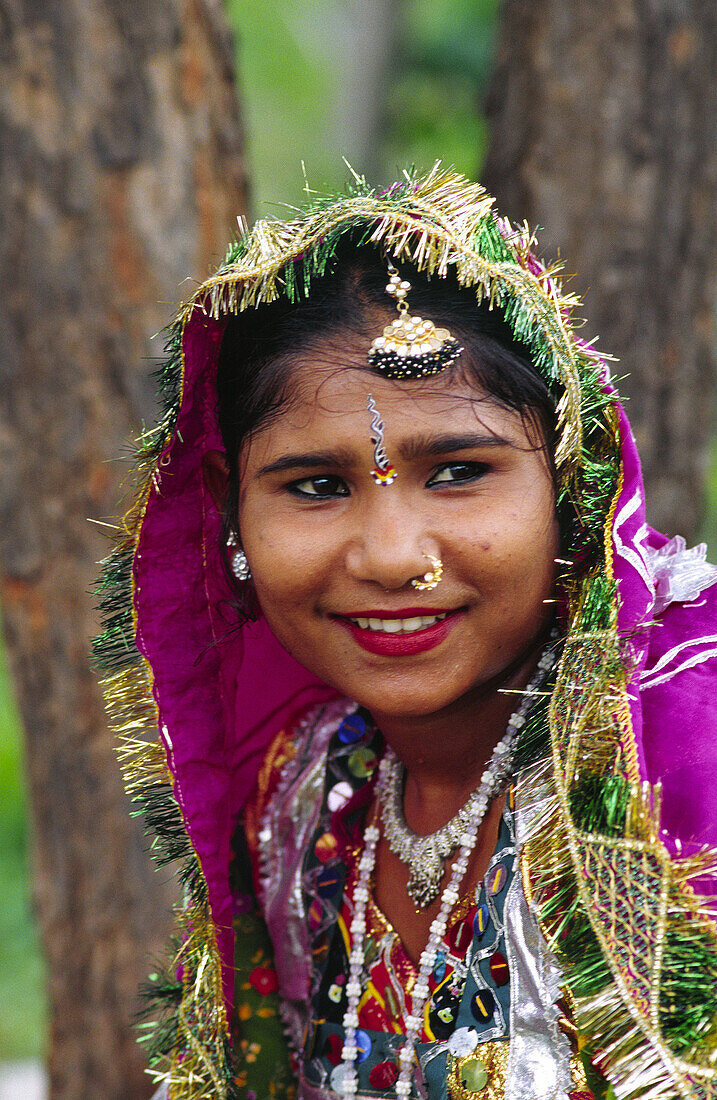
[234, 0, 497, 211]
[0, 645, 42, 1059]
[1, 0, 715, 1066]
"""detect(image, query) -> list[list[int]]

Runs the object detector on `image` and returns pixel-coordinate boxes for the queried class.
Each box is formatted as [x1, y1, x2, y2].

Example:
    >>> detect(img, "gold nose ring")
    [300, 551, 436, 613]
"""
[410, 557, 443, 591]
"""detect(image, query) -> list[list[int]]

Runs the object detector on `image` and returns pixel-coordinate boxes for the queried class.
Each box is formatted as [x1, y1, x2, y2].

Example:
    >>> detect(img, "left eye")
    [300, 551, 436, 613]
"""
[288, 475, 350, 499]
[427, 462, 488, 486]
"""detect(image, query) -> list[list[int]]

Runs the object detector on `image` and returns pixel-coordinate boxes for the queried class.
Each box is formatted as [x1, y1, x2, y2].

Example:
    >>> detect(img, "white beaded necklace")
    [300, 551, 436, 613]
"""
[334, 643, 557, 1099]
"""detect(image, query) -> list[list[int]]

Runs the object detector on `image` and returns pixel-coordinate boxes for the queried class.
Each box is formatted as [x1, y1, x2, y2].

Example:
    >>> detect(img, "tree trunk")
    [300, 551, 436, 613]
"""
[483, 0, 717, 539]
[0, 2, 248, 1097]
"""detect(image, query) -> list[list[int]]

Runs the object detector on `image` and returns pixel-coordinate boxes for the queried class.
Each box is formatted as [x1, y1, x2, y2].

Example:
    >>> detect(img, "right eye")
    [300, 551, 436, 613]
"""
[287, 475, 350, 499]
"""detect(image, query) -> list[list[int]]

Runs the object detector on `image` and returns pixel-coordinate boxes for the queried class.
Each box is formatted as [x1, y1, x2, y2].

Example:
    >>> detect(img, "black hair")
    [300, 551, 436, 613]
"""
[216, 239, 559, 562]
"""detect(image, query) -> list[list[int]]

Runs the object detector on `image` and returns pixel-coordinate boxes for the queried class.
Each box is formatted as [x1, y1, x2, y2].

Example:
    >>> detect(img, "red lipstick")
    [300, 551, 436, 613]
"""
[333, 608, 464, 656]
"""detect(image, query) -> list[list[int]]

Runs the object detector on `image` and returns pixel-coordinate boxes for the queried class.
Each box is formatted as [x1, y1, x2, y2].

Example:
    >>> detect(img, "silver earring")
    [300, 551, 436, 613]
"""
[227, 533, 251, 581]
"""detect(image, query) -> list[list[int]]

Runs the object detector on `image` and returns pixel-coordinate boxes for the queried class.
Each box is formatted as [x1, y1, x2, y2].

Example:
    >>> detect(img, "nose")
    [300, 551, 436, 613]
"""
[344, 492, 438, 591]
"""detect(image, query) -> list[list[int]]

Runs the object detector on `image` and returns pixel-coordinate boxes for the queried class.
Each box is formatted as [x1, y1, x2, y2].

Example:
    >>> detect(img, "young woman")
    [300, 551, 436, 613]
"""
[95, 168, 717, 1100]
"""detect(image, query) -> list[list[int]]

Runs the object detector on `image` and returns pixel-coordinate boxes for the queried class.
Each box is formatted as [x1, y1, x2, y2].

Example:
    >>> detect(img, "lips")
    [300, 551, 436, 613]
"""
[333, 607, 464, 656]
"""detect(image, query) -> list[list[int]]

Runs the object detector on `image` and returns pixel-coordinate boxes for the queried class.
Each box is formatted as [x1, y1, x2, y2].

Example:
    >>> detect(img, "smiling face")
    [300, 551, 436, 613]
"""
[235, 342, 559, 721]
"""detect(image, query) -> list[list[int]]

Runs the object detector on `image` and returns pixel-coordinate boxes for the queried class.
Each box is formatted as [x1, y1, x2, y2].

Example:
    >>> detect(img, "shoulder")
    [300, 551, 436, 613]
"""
[244, 699, 356, 861]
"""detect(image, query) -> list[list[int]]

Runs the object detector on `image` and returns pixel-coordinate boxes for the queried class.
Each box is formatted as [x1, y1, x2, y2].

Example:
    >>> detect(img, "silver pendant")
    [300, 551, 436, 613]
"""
[405, 839, 444, 908]
[379, 755, 486, 911]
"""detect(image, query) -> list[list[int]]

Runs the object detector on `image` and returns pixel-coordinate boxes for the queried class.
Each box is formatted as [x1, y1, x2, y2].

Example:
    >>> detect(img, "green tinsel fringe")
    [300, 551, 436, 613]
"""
[92, 549, 135, 673]
[138, 962, 242, 1100]
[576, 573, 618, 632]
[138, 967, 183, 1062]
[512, 670, 555, 772]
[569, 775, 631, 837]
[133, 781, 194, 867]
[572, 455, 620, 539]
[661, 929, 717, 1053]
[473, 213, 515, 265]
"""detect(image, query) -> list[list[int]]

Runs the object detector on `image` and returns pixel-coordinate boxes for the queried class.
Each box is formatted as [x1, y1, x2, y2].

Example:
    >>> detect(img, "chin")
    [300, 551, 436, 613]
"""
[350, 684, 463, 721]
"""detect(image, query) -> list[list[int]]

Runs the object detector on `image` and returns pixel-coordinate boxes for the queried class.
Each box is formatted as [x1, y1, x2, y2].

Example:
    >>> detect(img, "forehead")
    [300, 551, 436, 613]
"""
[247, 352, 530, 453]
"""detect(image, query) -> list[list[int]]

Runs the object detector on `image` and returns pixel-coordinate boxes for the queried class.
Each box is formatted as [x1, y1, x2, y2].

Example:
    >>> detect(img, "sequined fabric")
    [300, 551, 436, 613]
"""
[248, 706, 588, 1100]
[257, 699, 356, 1054]
[504, 768, 573, 1100]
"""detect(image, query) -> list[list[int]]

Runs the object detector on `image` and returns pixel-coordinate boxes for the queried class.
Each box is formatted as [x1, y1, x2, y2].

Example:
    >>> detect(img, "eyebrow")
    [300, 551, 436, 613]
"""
[255, 433, 511, 478]
[256, 449, 356, 476]
[398, 431, 512, 461]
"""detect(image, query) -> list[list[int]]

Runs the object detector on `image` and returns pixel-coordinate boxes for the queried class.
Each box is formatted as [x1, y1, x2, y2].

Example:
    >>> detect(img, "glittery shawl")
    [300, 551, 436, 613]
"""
[93, 166, 717, 1100]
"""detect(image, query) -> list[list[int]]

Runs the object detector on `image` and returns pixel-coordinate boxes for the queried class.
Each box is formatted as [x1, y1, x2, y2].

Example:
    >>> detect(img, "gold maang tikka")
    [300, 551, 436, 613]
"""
[367, 394, 397, 485]
[368, 263, 463, 378]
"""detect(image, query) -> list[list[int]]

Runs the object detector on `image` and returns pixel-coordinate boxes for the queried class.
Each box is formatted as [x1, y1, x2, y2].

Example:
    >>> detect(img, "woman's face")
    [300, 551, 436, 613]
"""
[236, 343, 560, 720]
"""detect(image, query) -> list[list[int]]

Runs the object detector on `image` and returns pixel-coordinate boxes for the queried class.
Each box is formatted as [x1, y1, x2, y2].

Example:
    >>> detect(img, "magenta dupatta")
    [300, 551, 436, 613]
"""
[132, 307, 717, 1016]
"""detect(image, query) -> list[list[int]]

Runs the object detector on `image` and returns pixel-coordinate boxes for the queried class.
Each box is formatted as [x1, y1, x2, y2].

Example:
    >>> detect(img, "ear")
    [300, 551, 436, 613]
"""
[202, 450, 230, 513]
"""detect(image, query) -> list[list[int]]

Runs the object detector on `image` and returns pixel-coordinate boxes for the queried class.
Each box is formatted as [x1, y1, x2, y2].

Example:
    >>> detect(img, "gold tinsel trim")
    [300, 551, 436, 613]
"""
[520, 595, 717, 1096]
[97, 319, 231, 1099]
[167, 900, 230, 1100]
[176, 164, 590, 479]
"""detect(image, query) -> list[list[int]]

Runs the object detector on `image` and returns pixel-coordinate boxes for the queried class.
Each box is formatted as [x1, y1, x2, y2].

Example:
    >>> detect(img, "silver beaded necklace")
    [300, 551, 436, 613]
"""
[378, 638, 558, 910]
[333, 639, 558, 1098]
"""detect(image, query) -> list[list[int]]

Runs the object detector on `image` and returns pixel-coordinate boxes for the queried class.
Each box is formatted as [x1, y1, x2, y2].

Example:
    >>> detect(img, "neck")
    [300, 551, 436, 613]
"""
[369, 639, 547, 833]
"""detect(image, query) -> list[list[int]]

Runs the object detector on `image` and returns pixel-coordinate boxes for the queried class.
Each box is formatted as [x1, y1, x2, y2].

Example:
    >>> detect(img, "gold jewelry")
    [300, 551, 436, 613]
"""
[367, 393, 397, 485]
[368, 263, 463, 378]
[446, 1037, 589, 1099]
[447, 1040, 510, 1100]
[411, 556, 443, 591]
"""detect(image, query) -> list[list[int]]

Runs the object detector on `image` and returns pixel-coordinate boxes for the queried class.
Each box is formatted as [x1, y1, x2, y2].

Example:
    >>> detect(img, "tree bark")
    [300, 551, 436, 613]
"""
[0, 2, 248, 1097]
[483, 0, 717, 539]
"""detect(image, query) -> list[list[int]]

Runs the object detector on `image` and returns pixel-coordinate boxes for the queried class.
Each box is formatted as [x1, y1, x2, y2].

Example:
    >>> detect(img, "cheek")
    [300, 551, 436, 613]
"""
[475, 500, 558, 590]
[514, 510, 559, 580]
[249, 544, 308, 608]
[248, 563, 313, 661]
[243, 520, 330, 625]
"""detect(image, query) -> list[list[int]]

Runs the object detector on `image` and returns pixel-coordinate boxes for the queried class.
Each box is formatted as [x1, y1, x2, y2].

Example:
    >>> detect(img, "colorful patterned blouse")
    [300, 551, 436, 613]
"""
[231, 707, 596, 1100]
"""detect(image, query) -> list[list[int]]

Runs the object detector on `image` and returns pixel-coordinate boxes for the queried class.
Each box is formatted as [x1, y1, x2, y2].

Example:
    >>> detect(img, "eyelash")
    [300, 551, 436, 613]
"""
[287, 463, 489, 499]
[288, 475, 350, 499]
[427, 462, 489, 486]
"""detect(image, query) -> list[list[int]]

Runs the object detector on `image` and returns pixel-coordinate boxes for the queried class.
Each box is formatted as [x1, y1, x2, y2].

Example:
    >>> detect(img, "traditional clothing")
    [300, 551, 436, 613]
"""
[94, 167, 717, 1100]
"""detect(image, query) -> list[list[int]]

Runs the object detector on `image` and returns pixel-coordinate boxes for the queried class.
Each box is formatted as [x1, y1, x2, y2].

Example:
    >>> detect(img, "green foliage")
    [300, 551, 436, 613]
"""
[384, 0, 498, 178]
[224, 0, 499, 213]
[0, 645, 46, 1060]
[225, 0, 347, 212]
